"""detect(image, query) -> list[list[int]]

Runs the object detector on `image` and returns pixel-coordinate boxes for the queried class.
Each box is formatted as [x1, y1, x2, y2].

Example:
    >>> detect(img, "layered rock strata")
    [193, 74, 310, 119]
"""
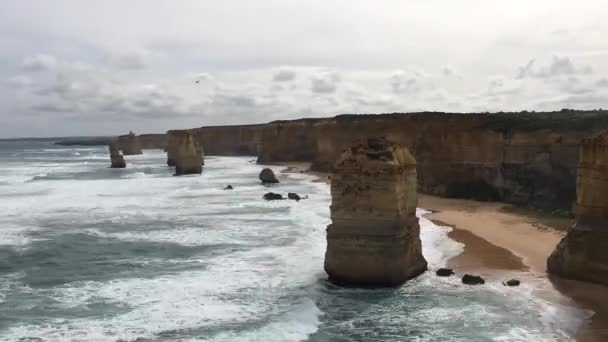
[109, 143, 126, 168]
[324, 138, 427, 287]
[257, 111, 608, 211]
[548, 131, 608, 284]
[172, 131, 203, 175]
[119, 131, 143, 155]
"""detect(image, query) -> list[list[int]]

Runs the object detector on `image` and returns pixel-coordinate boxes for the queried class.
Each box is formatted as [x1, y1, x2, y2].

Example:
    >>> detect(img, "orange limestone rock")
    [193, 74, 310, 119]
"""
[122, 132, 142, 156]
[109, 143, 126, 168]
[324, 138, 427, 287]
[548, 131, 608, 284]
[173, 131, 203, 175]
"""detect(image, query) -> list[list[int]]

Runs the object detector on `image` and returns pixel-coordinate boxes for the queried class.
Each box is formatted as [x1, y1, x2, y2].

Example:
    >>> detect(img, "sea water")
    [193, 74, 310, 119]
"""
[0, 141, 589, 341]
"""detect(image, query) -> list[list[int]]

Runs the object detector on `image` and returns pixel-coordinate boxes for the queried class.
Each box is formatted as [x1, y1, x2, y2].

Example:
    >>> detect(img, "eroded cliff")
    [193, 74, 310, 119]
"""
[257, 111, 608, 211]
[548, 131, 608, 284]
[324, 138, 427, 287]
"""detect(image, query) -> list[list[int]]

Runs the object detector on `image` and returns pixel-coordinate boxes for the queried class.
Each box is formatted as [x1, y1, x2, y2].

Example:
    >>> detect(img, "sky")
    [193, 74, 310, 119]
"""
[1, 0, 608, 138]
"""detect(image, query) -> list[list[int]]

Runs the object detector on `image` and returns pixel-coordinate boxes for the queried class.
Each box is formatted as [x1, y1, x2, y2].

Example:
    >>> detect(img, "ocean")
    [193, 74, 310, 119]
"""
[0, 141, 589, 341]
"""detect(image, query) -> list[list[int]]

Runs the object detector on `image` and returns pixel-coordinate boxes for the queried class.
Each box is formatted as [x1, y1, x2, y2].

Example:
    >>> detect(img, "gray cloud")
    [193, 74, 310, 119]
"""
[21, 54, 57, 72]
[272, 68, 296, 82]
[516, 56, 593, 79]
[311, 71, 340, 94]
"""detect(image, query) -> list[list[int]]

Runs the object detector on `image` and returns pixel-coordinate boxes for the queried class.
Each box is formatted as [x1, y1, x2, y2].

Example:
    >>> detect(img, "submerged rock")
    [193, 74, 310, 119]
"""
[172, 131, 203, 176]
[224, 185, 234, 190]
[259, 168, 279, 184]
[109, 143, 126, 168]
[288, 192, 302, 201]
[462, 274, 485, 285]
[263, 192, 284, 201]
[548, 131, 608, 285]
[324, 138, 427, 287]
[436, 268, 455, 277]
[503, 279, 520, 287]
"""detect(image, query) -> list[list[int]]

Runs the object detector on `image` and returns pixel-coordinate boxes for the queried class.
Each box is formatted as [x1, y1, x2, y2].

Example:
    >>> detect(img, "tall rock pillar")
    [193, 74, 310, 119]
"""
[109, 143, 126, 168]
[324, 138, 427, 287]
[121, 131, 143, 155]
[173, 131, 203, 175]
[548, 131, 608, 284]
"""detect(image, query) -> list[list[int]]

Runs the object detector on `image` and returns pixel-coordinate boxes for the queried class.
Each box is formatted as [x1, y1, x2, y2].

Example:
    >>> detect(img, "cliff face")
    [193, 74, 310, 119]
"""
[108, 143, 125, 168]
[197, 125, 264, 156]
[172, 130, 203, 175]
[548, 131, 608, 284]
[324, 138, 427, 287]
[257, 111, 608, 210]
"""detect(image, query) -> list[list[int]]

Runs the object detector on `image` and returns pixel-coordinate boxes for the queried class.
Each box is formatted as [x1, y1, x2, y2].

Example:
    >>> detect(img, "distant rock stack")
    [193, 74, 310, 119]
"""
[121, 131, 143, 155]
[109, 143, 126, 168]
[166, 130, 204, 167]
[548, 131, 608, 284]
[324, 138, 427, 287]
[173, 130, 203, 175]
[166, 131, 178, 166]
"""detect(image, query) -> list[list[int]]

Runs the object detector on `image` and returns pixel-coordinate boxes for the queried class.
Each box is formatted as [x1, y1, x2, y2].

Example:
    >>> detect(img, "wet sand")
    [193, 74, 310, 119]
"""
[419, 194, 608, 342]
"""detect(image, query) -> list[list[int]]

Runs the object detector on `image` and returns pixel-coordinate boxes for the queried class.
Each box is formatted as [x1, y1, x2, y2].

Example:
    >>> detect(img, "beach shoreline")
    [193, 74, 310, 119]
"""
[280, 162, 608, 341]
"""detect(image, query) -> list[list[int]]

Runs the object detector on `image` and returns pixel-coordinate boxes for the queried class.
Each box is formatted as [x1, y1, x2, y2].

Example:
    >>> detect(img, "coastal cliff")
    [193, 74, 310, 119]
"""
[257, 111, 608, 211]
[548, 131, 608, 284]
[324, 138, 427, 287]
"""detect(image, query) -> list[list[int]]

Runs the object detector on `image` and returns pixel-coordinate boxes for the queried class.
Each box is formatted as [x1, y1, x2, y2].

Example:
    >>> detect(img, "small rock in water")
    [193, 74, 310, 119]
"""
[263, 192, 284, 201]
[259, 168, 279, 184]
[436, 268, 455, 277]
[224, 185, 234, 190]
[503, 279, 520, 287]
[462, 274, 485, 285]
[288, 192, 301, 201]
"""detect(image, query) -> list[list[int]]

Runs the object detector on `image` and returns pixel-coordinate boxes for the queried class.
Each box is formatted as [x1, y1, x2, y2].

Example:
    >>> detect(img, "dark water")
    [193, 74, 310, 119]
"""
[0, 141, 588, 341]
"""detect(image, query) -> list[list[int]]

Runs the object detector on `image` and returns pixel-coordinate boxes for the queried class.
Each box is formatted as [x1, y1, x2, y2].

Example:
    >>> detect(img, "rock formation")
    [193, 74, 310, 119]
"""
[436, 268, 455, 277]
[109, 143, 126, 168]
[257, 111, 608, 211]
[324, 138, 427, 287]
[462, 274, 485, 285]
[263, 192, 284, 200]
[548, 131, 608, 284]
[167, 130, 204, 167]
[259, 168, 279, 183]
[120, 131, 143, 155]
[172, 131, 203, 175]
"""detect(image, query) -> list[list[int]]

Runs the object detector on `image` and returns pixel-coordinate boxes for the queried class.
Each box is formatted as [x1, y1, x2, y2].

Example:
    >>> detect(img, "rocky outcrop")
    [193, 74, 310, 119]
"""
[324, 138, 427, 287]
[436, 268, 455, 277]
[263, 192, 284, 200]
[259, 168, 279, 183]
[119, 131, 143, 155]
[462, 274, 485, 285]
[109, 143, 126, 168]
[548, 131, 608, 285]
[172, 131, 203, 175]
[257, 111, 608, 211]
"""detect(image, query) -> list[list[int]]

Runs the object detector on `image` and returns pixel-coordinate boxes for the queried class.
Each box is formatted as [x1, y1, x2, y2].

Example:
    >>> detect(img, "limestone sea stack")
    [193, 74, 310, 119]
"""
[173, 131, 203, 175]
[121, 131, 143, 155]
[166, 132, 178, 166]
[324, 138, 427, 287]
[109, 143, 126, 168]
[548, 131, 608, 284]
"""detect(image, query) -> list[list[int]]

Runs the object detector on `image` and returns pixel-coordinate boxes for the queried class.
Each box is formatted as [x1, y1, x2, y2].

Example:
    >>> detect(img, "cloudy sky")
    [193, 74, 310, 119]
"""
[1, 1, 608, 137]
